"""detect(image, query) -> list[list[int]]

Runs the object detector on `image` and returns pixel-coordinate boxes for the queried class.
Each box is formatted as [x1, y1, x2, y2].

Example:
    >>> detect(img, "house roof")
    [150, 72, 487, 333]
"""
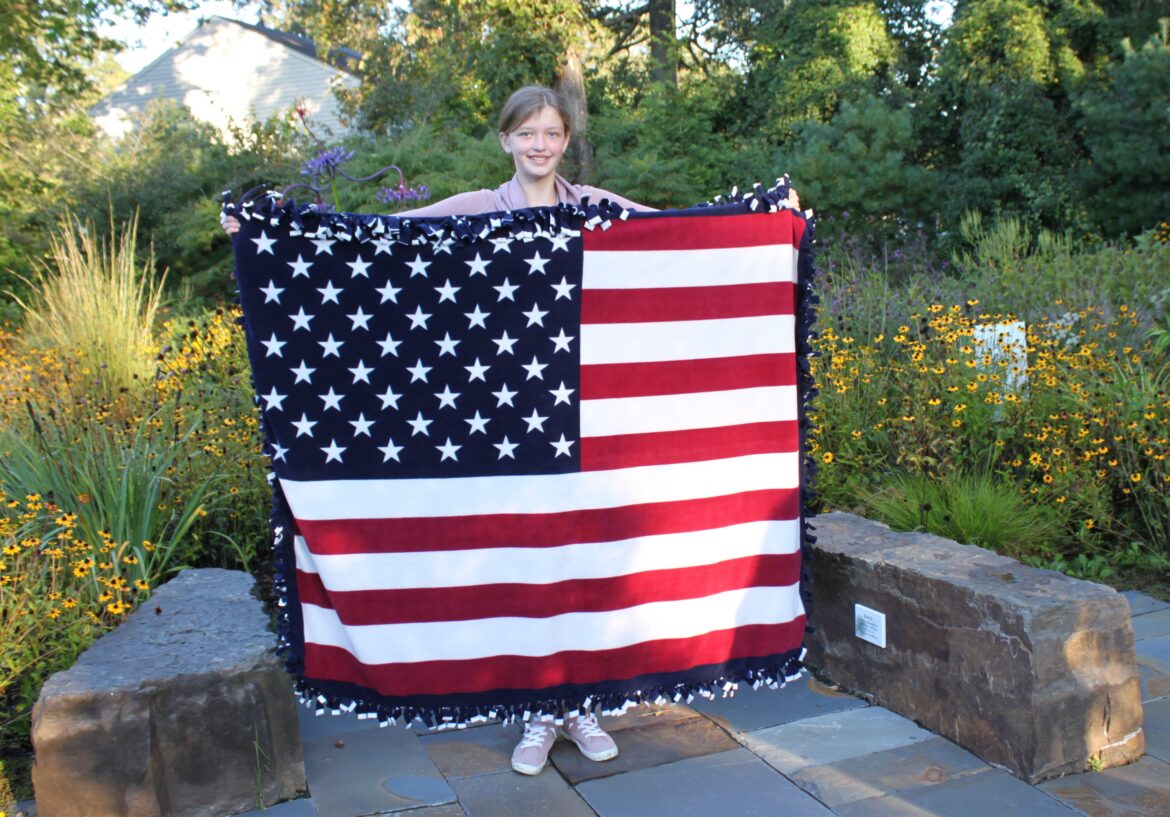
[229, 17, 361, 73]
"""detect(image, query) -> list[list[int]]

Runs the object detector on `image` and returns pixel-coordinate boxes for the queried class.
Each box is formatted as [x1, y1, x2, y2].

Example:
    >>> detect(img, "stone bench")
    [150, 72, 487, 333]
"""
[805, 511, 1145, 783]
[31, 568, 306, 817]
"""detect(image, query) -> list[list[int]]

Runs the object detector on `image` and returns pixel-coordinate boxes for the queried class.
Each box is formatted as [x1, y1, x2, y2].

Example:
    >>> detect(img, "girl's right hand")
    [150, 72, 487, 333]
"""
[222, 215, 241, 235]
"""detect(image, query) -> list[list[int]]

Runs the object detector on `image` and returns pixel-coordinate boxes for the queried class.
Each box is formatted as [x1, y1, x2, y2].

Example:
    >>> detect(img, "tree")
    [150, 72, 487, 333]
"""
[1077, 19, 1170, 235]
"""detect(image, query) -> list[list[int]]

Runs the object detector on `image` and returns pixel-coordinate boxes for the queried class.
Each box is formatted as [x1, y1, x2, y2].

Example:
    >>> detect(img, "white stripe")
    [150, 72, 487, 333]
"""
[294, 518, 801, 590]
[301, 584, 804, 663]
[581, 315, 795, 365]
[583, 246, 797, 289]
[581, 385, 798, 437]
[280, 451, 798, 521]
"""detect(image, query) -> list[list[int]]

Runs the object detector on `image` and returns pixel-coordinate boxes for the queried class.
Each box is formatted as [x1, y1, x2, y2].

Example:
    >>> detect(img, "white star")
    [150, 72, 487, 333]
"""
[489, 237, 513, 254]
[377, 332, 402, 357]
[376, 281, 401, 303]
[550, 381, 575, 405]
[261, 386, 286, 411]
[290, 360, 316, 384]
[465, 305, 490, 329]
[288, 254, 313, 277]
[348, 359, 374, 383]
[435, 384, 460, 409]
[317, 280, 343, 304]
[311, 237, 335, 256]
[493, 383, 518, 407]
[436, 437, 461, 461]
[348, 307, 372, 331]
[262, 334, 286, 358]
[349, 413, 375, 437]
[321, 438, 346, 463]
[550, 434, 575, 458]
[320, 387, 344, 411]
[552, 276, 576, 300]
[522, 356, 548, 380]
[407, 306, 432, 330]
[551, 328, 575, 353]
[408, 411, 432, 436]
[289, 307, 314, 331]
[379, 437, 403, 462]
[494, 436, 518, 459]
[260, 281, 284, 303]
[270, 442, 288, 462]
[493, 278, 519, 302]
[377, 386, 402, 409]
[407, 359, 432, 382]
[252, 231, 276, 255]
[523, 409, 548, 433]
[406, 255, 431, 277]
[435, 332, 460, 356]
[525, 252, 550, 274]
[435, 279, 460, 303]
[318, 334, 343, 357]
[465, 253, 491, 276]
[549, 233, 572, 252]
[522, 303, 548, 327]
[371, 237, 396, 256]
[465, 411, 490, 435]
[291, 413, 317, 437]
[346, 256, 372, 278]
[493, 331, 518, 355]
[465, 358, 490, 381]
[434, 237, 456, 256]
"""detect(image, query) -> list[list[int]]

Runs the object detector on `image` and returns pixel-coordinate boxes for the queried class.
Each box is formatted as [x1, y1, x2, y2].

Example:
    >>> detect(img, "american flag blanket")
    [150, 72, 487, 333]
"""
[224, 181, 817, 726]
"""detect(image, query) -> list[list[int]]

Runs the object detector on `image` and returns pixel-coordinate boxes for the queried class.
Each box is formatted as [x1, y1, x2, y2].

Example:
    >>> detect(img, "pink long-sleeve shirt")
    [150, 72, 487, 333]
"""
[396, 174, 652, 217]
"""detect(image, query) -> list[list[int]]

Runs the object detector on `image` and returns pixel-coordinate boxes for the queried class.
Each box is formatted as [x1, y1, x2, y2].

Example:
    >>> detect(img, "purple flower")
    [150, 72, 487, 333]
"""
[377, 183, 431, 206]
[301, 147, 355, 178]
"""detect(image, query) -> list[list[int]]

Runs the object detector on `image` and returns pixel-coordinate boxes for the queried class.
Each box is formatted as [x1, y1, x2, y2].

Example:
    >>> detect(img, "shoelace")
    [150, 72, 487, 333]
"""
[518, 721, 554, 748]
[570, 714, 607, 738]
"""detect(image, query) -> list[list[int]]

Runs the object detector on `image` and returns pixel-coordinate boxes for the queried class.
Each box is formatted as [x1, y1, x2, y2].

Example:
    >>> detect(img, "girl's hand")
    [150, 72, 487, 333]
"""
[222, 215, 241, 235]
[786, 188, 801, 210]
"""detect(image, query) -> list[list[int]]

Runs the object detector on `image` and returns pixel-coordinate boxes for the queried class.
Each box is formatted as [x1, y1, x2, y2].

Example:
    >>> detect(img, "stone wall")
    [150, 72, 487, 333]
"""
[31, 569, 306, 817]
[805, 511, 1144, 782]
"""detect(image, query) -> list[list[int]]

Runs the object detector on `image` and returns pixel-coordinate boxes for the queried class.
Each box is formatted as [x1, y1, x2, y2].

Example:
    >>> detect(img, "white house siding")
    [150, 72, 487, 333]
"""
[92, 17, 359, 139]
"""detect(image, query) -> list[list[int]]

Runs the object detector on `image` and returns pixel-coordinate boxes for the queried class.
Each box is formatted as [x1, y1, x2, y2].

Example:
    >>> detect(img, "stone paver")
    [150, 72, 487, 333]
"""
[576, 748, 835, 817]
[235, 796, 318, 817]
[296, 706, 385, 743]
[598, 703, 697, 733]
[788, 737, 989, 809]
[1123, 591, 1170, 617]
[834, 768, 1083, 816]
[1136, 634, 1170, 674]
[1132, 608, 1170, 641]
[301, 724, 455, 816]
[1139, 663, 1170, 702]
[740, 707, 935, 775]
[551, 711, 739, 784]
[1144, 696, 1170, 763]
[449, 769, 595, 817]
[419, 723, 523, 779]
[1038, 755, 1170, 817]
[691, 676, 868, 733]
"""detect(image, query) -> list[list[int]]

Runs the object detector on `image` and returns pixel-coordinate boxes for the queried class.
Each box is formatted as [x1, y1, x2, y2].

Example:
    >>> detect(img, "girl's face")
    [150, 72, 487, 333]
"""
[499, 106, 570, 183]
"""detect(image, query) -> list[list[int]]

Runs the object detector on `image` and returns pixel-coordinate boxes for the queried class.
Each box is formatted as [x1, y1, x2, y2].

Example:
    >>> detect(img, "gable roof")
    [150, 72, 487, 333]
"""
[91, 16, 361, 139]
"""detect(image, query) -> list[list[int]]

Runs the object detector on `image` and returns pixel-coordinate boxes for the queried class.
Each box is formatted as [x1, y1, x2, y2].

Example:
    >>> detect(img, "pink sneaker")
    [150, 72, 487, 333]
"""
[562, 714, 619, 762]
[511, 719, 558, 775]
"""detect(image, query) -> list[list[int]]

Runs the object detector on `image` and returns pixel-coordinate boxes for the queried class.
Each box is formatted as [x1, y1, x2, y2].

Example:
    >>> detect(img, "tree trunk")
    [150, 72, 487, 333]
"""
[556, 43, 594, 180]
[649, 0, 677, 87]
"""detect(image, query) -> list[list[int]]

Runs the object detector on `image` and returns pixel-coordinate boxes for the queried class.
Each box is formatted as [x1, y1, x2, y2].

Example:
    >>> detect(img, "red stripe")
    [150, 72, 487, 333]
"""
[295, 488, 799, 555]
[581, 282, 794, 324]
[582, 211, 803, 251]
[581, 354, 796, 399]
[297, 553, 801, 624]
[581, 421, 798, 471]
[303, 618, 806, 697]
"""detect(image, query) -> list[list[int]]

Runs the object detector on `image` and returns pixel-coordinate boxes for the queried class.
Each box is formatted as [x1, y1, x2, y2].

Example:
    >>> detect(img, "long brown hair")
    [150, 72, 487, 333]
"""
[498, 85, 572, 135]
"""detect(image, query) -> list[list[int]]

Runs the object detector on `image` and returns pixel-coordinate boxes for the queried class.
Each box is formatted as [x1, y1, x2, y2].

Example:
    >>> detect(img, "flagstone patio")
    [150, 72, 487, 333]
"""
[13, 589, 1169, 817]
